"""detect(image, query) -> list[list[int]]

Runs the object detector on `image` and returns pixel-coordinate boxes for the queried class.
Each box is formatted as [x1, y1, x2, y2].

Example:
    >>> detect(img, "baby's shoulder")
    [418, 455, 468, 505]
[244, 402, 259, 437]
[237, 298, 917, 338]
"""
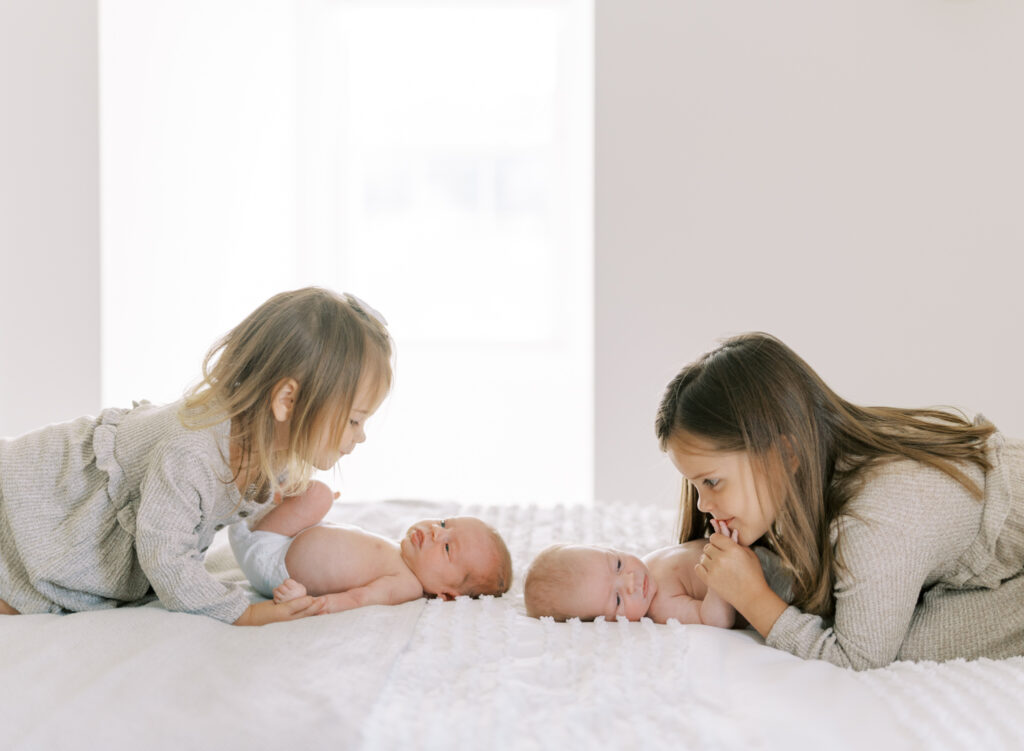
[319, 522, 402, 551]
[643, 541, 704, 570]
[644, 543, 704, 596]
[389, 561, 427, 599]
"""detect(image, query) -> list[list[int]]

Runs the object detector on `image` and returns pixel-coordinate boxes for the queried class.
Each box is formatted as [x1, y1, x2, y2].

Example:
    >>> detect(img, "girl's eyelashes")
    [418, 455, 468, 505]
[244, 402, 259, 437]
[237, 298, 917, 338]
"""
[703, 478, 720, 488]
[349, 419, 361, 427]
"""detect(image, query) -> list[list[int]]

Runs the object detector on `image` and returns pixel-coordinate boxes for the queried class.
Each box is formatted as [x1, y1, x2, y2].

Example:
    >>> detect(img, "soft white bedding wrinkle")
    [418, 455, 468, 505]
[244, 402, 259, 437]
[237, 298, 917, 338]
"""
[1, 499, 1022, 750]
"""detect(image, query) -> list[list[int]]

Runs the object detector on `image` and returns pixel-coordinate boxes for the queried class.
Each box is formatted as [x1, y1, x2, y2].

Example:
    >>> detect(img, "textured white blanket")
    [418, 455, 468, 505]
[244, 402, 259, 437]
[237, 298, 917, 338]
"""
[1, 499, 1022, 750]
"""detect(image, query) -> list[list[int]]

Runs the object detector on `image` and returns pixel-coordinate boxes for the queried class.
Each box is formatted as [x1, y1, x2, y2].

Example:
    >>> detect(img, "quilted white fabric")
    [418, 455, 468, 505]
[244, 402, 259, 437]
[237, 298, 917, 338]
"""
[1, 499, 1022, 750]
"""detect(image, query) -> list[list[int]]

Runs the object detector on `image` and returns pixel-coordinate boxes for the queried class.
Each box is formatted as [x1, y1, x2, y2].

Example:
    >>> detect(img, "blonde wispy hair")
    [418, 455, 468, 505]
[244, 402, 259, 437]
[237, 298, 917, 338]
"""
[180, 286, 392, 503]
[463, 525, 514, 598]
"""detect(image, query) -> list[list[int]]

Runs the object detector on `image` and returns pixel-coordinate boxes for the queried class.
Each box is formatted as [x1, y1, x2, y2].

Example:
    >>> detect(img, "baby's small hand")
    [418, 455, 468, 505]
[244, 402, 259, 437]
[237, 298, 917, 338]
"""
[273, 578, 308, 604]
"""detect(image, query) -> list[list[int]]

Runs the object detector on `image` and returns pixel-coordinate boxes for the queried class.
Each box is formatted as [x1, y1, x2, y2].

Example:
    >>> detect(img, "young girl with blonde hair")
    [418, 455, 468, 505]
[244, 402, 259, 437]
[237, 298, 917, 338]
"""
[0, 287, 392, 626]
[656, 332, 1024, 669]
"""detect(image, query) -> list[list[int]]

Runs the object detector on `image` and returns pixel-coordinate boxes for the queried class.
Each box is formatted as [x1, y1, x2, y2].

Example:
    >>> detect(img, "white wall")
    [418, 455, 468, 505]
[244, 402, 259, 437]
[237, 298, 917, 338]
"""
[595, 0, 1024, 506]
[101, 0, 300, 409]
[100, 1, 592, 507]
[7, 1, 1024, 512]
[0, 0, 101, 437]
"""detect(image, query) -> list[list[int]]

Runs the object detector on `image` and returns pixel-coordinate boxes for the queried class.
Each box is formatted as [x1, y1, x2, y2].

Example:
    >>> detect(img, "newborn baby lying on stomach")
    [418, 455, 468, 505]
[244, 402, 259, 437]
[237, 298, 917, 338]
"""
[525, 520, 779, 625]
[230, 481, 512, 612]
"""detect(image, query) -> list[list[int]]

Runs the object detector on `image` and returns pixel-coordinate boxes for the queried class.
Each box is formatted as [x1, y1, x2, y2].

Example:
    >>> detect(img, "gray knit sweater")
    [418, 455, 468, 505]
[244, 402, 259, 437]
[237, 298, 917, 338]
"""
[0, 400, 271, 622]
[766, 428, 1024, 669]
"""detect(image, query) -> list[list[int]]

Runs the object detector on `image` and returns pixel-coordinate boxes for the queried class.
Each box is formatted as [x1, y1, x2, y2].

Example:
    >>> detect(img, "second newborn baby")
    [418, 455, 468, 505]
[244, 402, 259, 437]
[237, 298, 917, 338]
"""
[525, 520, 768, 625]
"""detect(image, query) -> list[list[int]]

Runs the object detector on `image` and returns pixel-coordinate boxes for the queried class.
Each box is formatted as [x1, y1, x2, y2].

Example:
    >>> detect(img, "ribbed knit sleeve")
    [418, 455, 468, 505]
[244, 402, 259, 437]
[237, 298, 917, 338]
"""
[765, 459, 982, 670]
[134, 432, 250, 623]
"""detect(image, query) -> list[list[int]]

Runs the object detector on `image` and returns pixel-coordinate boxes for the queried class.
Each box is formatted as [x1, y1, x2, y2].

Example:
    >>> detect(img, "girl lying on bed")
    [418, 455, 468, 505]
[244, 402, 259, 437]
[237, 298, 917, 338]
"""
[0, 287, 390, 626]
[656, 332, 1024, 670]
[229, 480, 512, 610]
[523, 519, 791, 625]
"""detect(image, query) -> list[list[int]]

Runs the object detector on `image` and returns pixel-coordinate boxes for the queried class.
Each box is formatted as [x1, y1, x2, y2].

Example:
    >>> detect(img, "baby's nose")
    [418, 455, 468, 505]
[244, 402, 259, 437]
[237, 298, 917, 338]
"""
[429, 523, 443, 541]
[624, 571, 636, 595]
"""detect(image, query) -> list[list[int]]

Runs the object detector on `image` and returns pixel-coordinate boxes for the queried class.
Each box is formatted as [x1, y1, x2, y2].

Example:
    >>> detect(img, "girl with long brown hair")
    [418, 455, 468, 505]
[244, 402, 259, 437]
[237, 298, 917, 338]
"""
[0, 287, 392, 626]
[656, 332, 1023, 669]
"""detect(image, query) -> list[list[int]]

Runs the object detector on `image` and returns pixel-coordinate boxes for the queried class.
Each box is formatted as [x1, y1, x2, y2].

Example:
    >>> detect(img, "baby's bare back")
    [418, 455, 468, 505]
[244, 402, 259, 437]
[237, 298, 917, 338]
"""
[645, 541, 709, 603]
[284, 524, 415, 597]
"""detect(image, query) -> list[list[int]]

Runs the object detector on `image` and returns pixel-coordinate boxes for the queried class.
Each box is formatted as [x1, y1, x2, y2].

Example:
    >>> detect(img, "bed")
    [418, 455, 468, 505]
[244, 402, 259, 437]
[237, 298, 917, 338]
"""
[2, 498, 1022, 750]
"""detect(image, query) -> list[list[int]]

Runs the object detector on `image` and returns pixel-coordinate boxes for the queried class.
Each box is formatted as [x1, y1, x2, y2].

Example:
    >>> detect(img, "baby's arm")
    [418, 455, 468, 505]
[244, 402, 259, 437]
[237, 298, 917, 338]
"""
[697, 586, 736, 628]
[254, 480, 338, 537]
[274, 575, 422, 614]
[647, 592, 704, 625]
[645, 542, 736, 628]
[648, 588, 736, 627]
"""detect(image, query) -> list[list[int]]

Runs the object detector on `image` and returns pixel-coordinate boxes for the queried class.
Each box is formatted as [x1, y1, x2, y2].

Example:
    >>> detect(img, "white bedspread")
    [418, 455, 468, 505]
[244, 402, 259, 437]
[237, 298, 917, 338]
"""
[2, 499, 1022, 750]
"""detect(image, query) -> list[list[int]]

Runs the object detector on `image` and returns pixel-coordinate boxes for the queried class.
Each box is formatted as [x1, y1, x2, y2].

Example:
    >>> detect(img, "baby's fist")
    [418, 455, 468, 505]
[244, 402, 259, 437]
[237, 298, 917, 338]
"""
[273, 578, 308, 604]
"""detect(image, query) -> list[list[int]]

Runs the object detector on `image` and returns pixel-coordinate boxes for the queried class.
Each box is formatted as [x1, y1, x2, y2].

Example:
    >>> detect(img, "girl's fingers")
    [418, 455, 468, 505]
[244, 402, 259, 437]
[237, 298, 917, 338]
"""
[707, 534, 732, 551]
[289, 596, 326, 618]
[284, 595, 316, 615]
[710, 519, 720, 535]
[731, 528, 739, 543]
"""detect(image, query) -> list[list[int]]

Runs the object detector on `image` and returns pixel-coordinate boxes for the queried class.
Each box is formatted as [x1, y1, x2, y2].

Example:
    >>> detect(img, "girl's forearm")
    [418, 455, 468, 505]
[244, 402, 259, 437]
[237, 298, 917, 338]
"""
[734, 584, 788, 639]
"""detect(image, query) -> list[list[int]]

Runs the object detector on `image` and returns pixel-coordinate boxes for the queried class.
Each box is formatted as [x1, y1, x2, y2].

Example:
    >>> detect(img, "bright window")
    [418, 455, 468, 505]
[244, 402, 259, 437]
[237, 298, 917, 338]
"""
[102, 0, 593, 506]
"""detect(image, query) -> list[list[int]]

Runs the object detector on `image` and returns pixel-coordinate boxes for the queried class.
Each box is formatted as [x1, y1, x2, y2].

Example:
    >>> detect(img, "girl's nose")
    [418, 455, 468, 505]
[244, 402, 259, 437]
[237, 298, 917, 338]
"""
[696, 493, 710, 513]
[356, 426, 367, 443]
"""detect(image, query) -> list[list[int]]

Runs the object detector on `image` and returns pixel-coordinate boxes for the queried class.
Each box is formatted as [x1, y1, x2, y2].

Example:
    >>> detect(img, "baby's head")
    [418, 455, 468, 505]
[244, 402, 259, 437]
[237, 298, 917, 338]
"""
[524, 543, 656, 622]
[399, 516, 512, 600]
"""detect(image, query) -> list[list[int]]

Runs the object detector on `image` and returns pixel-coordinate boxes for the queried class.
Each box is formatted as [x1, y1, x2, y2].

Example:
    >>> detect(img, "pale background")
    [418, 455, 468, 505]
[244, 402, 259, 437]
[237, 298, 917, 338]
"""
[3, 0, 1023, 510]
